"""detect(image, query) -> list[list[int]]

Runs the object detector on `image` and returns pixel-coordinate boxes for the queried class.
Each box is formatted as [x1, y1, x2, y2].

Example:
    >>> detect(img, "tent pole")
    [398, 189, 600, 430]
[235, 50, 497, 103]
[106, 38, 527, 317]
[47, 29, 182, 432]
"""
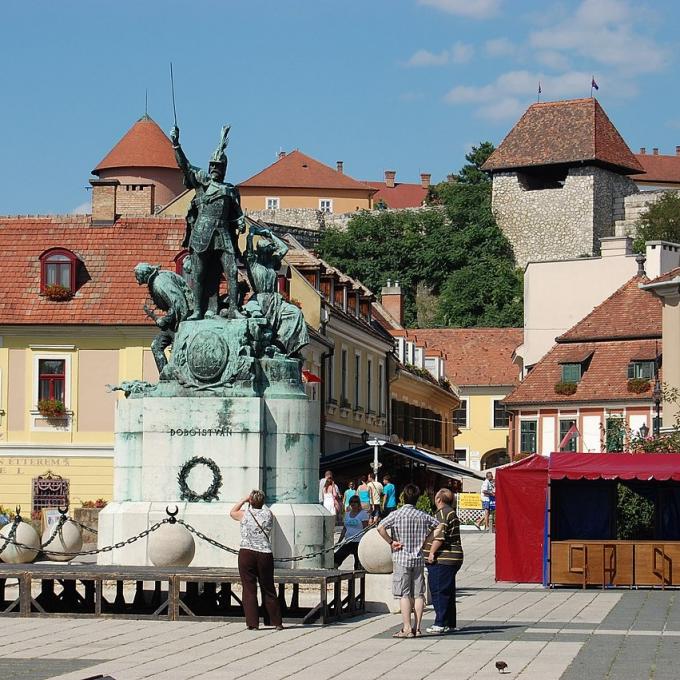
[544, 479, 552, 588]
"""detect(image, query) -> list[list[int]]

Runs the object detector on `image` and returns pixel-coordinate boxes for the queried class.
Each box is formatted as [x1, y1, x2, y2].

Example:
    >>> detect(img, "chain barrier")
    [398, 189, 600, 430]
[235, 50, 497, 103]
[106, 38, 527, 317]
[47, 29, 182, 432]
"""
[69, 519, 98, 535]
[0, 506, 375, 563]
[40, 513, 68, 550]
[0, 512, 22, 557]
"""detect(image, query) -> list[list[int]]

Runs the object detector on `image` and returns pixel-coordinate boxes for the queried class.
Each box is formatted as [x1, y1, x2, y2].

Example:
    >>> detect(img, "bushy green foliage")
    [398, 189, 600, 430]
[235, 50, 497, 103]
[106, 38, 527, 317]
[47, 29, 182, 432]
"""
[444, 141, 494, 186]
[415, 492, 435, 514]
[318, 147, 523, 328]
[616, 483, 655, 540]
[633, 192, 680, 253]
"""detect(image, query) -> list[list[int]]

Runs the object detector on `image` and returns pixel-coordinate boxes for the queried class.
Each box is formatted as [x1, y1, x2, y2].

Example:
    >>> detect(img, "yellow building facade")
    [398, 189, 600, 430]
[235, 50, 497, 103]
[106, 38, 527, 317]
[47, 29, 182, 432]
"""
[0, 327, 157, 509]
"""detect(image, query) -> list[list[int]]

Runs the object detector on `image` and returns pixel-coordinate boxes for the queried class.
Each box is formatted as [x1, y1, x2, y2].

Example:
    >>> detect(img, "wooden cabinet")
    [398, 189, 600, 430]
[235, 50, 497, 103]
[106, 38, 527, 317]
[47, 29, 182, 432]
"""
[551, 541, 634, 587]
[551, 540, 680, 587]
[633, 543, 680, 586]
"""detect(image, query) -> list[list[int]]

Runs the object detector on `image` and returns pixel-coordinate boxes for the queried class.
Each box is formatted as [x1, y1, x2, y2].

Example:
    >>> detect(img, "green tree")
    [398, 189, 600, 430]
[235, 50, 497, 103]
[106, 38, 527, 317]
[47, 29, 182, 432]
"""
[633, 191, 680, 253]
[319, 141, 522, 328]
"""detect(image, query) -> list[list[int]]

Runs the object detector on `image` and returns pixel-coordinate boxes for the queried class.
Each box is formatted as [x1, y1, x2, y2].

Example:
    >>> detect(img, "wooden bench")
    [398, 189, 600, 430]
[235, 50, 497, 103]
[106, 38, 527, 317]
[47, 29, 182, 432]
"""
[0, 564, 365, 624]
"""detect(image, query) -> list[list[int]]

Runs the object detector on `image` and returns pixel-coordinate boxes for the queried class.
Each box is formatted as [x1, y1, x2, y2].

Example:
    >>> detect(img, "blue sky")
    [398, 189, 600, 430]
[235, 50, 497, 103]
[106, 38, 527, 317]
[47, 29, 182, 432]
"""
[1, 0, 678, 215]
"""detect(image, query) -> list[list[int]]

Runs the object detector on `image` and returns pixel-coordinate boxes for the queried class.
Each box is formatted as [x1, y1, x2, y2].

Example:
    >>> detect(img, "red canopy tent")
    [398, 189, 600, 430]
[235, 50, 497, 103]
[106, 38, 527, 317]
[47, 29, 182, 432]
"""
[549, 452, 680, 481]
[495, 454, 548, 583]
[495, 452, 680, 584]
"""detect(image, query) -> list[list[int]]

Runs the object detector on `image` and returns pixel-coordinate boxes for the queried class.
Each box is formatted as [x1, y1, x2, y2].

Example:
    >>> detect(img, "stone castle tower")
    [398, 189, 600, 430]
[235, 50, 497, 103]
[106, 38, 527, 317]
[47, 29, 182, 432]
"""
[482, 98, 643, 268]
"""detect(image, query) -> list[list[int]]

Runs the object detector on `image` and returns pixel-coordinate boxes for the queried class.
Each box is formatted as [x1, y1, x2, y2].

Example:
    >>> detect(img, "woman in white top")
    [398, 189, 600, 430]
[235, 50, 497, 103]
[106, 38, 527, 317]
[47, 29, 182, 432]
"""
[322, 477, 341, 520]
[230, 490, 283, 630]
[334, 495, 370, 569]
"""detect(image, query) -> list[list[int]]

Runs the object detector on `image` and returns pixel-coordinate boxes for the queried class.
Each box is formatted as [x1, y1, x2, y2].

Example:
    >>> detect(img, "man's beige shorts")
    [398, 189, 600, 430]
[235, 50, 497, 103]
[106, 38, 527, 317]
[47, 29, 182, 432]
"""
[392, 563, 426, 598]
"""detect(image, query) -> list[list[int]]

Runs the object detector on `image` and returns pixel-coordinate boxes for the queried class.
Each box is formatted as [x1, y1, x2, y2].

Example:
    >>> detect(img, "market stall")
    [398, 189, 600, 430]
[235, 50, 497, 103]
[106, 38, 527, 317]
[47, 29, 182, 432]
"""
[495, 452, 680, 587]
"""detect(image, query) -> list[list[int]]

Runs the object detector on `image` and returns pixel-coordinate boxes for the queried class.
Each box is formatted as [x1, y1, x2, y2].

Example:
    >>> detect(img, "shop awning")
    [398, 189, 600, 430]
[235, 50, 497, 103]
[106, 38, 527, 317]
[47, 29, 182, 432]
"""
[549, 452, 680, 481]
[320, 442, 484, 480]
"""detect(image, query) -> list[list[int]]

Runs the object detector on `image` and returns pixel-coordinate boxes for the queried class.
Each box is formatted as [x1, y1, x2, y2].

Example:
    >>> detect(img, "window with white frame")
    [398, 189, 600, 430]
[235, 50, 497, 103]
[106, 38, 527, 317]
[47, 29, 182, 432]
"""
[378, 362, 385, 415]
[354, 352, 361, 408]
[327, 353, 335, 402]
[520, 420, 537, 453]
[453, 399, 468, 428]
[367, 358, 373, 413]
[319, 199, 333, 214]
[266, 197, 280, 210]
[492, 399, 510, 428]
[33, 353, 72, 411]
[341, 349, 348, 404]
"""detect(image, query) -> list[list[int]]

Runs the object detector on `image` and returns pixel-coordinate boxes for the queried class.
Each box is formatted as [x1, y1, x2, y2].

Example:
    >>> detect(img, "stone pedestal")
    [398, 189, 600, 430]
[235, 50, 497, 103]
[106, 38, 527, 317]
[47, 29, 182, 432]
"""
[98, 395, 333, 568]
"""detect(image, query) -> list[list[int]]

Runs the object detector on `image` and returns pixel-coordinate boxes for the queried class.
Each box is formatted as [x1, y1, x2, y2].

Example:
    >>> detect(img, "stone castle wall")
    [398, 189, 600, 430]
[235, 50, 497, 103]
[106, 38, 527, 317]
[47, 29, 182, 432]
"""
[614, 189, 680, 236]
[491, 166, 638, 267]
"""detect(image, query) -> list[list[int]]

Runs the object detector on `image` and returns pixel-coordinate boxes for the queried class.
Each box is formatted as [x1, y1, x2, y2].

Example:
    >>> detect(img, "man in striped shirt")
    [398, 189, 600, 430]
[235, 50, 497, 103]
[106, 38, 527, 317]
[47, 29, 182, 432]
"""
[423, 488, 464, 633]
[378, 483, 439, 638]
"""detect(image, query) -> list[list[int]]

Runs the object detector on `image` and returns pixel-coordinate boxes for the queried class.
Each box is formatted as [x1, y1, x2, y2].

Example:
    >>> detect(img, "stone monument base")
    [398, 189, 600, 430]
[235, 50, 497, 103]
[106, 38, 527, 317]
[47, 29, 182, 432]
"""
[98, 501, 334, 569]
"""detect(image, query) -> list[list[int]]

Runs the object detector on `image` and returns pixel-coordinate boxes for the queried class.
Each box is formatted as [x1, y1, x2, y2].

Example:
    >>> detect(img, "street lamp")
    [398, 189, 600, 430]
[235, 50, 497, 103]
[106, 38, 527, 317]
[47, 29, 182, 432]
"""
[652, 378, 662, 436]
[361, 429, 369, 444]
[366, 437, 387, 478]
[639, 423, 649, 440]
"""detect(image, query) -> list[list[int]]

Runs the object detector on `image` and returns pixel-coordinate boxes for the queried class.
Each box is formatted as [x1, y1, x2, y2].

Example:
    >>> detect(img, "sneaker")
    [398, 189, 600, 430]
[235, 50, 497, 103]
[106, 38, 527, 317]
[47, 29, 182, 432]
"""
[426, 625, 449, 634]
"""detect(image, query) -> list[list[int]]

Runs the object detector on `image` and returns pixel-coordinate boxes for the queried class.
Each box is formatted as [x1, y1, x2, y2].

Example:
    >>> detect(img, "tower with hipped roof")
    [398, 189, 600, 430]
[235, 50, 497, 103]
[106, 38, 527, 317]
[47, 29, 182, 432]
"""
[482, 98, 643, 268]
[89, 114, 183, 224]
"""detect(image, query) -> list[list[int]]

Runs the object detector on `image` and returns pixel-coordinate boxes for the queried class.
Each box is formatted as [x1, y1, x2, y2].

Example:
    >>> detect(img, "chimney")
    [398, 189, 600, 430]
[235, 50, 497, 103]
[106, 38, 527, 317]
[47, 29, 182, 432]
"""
[420, 173, 431, 189]
[384, 170, 396, 188]
[676, 146, 680, 156]
[277, 150, 286, 160]
[653, 148, 659, 155]
[89, 178, 119, 225]
[381, 279, 404, 326]
[639, 147, 646, 154]
[336, 161, 344, 174]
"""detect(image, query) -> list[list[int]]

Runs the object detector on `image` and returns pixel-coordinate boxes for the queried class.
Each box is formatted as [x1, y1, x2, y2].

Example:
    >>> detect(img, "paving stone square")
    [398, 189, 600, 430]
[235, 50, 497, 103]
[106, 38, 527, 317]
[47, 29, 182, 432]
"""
[2, 533, 680, 679]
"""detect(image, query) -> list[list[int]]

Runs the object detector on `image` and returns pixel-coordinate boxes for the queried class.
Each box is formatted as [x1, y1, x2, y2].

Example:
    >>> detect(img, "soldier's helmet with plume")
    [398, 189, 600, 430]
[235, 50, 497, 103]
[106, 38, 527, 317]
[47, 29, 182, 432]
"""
[208, 125, 230, 170]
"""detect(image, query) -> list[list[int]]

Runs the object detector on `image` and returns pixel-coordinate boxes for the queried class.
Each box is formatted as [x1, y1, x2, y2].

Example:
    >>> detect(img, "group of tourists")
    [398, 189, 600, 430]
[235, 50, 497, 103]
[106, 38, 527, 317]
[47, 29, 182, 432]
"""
[230, 472, 467, 636]
[319, 469, 398, 520]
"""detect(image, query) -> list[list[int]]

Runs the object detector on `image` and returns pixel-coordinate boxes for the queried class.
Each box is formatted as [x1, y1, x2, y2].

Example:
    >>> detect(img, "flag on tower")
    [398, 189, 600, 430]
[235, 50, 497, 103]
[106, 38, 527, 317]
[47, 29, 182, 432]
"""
[537, 81, 542, 102]
[591, 76, 599, 93]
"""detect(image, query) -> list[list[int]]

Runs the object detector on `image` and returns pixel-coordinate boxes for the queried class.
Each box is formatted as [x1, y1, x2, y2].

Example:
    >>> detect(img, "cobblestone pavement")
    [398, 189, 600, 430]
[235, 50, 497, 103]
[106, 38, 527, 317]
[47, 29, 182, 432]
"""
[0, 533, 678, 679]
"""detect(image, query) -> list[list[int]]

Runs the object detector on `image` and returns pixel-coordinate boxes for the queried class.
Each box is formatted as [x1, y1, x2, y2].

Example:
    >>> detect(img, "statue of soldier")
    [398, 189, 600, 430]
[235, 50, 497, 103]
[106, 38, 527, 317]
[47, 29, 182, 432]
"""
[134, 263, 194, 377]
[170, 125, 245, 320]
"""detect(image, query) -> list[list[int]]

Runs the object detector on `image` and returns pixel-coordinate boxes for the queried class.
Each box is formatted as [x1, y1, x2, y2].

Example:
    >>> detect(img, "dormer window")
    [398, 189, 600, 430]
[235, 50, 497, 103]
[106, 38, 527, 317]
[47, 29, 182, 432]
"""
[628, 360, 656, 380]
[561, 363, 582, 383]
[40, 248, 77, 294]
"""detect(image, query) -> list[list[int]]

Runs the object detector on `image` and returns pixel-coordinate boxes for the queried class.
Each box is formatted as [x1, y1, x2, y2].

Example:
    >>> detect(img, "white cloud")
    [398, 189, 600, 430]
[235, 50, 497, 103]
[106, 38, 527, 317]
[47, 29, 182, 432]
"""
[445, 69, 638, 120]
[71, 201, 90, 215]
[418, 0, 501, 20]
[406, 41, 473, 67]
[484, 37, 516, 58]
[529, 0, 669, 75]
[451, 41, 474, 63]
[536, 50, 571, 71]
[406, 49, 450, 67]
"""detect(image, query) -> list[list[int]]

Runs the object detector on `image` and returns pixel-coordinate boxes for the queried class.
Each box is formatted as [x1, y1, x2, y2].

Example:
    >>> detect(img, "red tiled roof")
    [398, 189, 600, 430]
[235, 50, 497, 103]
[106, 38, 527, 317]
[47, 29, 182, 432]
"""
[503, 339, 661, 405]
[558, 275, 661, 342]
[0, 215, 185, 325]
[239, 150, 376, 193]
[364, 182, 428, 209]
[631, 153, 680, 184]
[646, 266, 680, 285]
[93, 116, 179, 173]
[410, 328, 523, 386]
[482, 98, 643, 174]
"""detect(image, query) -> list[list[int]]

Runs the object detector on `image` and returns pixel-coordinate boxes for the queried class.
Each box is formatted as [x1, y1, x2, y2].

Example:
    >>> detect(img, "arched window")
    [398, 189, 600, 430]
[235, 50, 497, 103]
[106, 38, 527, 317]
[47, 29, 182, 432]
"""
[39, 248, 78, 293]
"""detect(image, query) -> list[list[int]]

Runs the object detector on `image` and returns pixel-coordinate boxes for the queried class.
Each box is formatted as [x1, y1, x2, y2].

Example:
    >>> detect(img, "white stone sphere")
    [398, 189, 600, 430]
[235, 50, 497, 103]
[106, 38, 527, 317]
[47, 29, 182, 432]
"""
[41, 520, 83, 562]
[358, 527, 393, 574]
[148, 522, 195, 567]
[0, 521, 40, 564]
